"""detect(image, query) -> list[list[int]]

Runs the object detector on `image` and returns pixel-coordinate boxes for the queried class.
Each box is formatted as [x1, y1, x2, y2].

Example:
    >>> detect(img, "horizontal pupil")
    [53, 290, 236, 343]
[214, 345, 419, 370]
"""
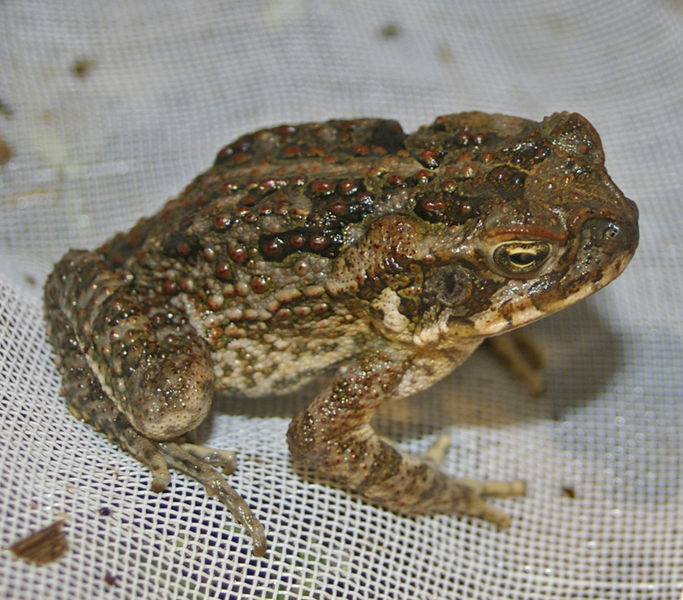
[492, 241, 551, 276]
[509, 251, 537, 265]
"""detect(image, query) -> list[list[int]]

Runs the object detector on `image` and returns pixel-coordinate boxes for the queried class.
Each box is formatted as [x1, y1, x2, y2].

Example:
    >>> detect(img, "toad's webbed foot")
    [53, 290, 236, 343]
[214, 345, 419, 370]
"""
[115, 423, 266, 556]
[158, 442, 266, 556]
[420, 434, 526, 527]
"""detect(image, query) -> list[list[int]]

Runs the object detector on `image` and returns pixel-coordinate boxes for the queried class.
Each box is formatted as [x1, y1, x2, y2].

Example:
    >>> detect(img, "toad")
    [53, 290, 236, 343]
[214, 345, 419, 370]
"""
[44, 112, 638, 556]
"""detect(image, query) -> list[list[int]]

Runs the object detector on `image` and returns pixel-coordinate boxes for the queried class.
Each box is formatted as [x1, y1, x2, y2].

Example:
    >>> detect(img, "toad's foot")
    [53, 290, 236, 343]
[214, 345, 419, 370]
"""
[288, 352, 525, 528]
[174, 442, 237, 474]
[421, 435, 525, 527]
[158, 442, 266, 556]
[117, 429, 265, 556]
[487, 330, 547, 396]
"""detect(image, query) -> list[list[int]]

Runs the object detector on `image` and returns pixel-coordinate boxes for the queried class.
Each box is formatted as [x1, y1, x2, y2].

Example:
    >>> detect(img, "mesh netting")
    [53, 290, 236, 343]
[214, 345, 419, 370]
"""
[1, 1, 681, 598]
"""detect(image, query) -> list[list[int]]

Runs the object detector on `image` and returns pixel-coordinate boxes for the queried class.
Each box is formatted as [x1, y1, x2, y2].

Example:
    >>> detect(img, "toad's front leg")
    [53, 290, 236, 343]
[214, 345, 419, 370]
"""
[287, 351, 525, 526]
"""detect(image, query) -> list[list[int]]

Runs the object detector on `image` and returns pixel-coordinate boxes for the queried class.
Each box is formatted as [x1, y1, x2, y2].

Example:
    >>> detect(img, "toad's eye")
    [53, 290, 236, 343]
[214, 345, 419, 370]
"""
[492, 240, 552, 275]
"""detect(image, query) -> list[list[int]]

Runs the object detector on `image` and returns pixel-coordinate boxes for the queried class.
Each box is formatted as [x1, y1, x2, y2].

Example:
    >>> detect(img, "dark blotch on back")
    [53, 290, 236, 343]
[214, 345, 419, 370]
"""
[369, 120, 407, 154]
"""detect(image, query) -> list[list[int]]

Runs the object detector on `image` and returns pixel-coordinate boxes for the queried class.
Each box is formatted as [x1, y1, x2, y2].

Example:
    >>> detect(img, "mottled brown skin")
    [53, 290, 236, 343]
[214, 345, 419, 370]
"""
[44, 112, 638, 556]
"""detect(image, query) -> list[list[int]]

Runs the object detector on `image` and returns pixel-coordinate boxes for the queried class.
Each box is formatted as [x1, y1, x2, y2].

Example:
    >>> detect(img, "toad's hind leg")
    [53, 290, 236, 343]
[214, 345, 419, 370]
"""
[288, 352, 525, 527]
[46, 299, 172, 491]
[44, 249, 266, 555]
[60, 353, 265, 555]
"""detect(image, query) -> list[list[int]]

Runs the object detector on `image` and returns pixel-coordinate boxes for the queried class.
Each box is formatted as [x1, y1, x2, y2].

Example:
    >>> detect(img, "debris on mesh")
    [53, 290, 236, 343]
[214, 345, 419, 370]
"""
[9, 519, 68, 565]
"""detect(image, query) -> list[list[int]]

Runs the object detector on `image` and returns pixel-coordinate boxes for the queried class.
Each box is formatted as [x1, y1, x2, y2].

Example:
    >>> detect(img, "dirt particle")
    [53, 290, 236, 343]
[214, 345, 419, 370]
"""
[0, 135, 11, 165]
[9, 519, 68, 565]
[71, 57, 96, 78]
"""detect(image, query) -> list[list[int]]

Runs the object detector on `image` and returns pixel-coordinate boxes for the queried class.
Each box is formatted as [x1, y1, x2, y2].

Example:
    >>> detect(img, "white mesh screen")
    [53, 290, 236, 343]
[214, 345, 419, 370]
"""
[1, 1, 681, 598]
